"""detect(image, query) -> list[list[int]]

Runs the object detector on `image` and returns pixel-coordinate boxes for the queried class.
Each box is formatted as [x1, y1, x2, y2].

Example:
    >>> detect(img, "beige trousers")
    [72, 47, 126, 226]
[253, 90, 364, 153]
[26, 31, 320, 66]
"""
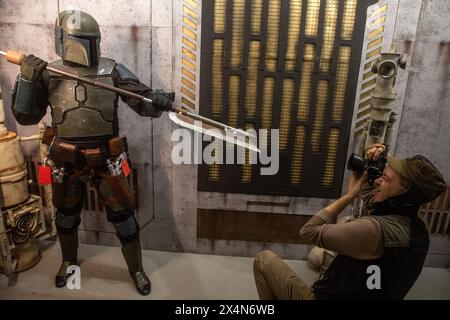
[253, 250, 315, 300]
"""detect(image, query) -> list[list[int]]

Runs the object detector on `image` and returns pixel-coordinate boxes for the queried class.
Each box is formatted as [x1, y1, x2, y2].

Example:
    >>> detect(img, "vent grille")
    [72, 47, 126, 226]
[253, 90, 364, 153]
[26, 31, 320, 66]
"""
[419, 184, 450, 235]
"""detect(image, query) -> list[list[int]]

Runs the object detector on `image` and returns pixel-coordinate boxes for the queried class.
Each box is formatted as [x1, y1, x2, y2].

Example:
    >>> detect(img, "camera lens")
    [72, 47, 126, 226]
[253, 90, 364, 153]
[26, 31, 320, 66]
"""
[367, 166, 382, 180]
[347, 154, 365, 173]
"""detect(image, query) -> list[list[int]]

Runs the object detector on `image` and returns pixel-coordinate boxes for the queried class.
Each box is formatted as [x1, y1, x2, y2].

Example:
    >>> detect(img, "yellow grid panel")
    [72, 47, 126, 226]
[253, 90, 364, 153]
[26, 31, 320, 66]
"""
[360, 88, 374, 100]
[290, 126, 306, 185]
[183, 26, 197, 41]
[241, 123, 255, 184]
[368, 37, 383, 49]
[364, 61, 373, 70]
[372, 3, 387, 16]
[297, 44, 316, 121]
[182, 76, 196, 94]
[208, 141, 222, 182]
[322, 128, 340, 187]
[183, 16, 197, 30]
[211, 39, 224, 116]
[184, 5, 198, 20]
[285, 0, 303, 71]
[182, 87, 195, 101]
[230, 0, 245, 68]
[362, 70, 375, 80]
[368, 26, 385, 40]
[251, 0, 263, 35]
[265, 0, 281, 72]
[279, 78, 295, 151]
[355, 129, 364, 137]
[214, 0, 226, 33]
[356, 118, 368, 129]
[228, 75, 240, 128]
[182, 47, 196, 61]
[183, 57, 196, 71]
[182, 67, 196, 81]
[370, 15, 386, 28]
[183, 37, 197, 50]
[357, 108, 371, 119]
[311, 80, 329, 153]
[361, 78, 376, 90]
[366, 47, 381, 59]
[320, 0, 339, 73]
[245, 41, 261, 118]
[182, 97, 195, 109]
[341, 0, 357, 40]
[358, 98, 371, 110]
[261, 77, 275, 151]
[186, 0, 198, 9]
[182, 0, 198, 118]
[261, 77, 275, 129]
[332, 46, 351, 123]
[305, 0, 321, 37]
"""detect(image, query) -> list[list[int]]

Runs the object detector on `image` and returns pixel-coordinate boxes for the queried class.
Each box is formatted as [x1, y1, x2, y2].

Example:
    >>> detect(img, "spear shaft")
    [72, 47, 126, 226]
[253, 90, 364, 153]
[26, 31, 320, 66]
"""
[0, 49, 258, 151]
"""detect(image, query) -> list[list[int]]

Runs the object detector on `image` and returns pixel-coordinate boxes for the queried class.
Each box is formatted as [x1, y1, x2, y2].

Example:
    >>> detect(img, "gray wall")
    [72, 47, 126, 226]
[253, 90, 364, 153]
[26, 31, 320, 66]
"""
[393, 0, 450, 179]
[0, 0, 448, 267]
[392, 0, 450, 267]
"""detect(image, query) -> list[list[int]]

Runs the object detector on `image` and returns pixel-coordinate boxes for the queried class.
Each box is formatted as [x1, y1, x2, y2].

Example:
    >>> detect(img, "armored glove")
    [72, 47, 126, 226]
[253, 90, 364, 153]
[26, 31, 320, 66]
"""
[20, 55, 47, 81]
[152, 89, 175, 112]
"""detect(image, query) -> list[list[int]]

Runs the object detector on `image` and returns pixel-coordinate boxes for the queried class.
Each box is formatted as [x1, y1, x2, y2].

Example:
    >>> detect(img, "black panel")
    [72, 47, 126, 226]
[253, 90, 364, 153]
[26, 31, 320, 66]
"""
[198, 0, 376, 198]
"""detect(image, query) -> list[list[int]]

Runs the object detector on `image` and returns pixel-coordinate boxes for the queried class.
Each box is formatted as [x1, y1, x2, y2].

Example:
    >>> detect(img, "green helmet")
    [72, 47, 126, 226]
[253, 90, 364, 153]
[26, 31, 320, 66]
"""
[55, 10, 101, 67]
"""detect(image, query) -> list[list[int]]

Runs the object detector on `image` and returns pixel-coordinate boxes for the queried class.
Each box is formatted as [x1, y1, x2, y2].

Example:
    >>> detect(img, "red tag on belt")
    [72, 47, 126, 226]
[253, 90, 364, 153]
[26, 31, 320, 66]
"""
[121, 159, 131, 177]
[38, 166, 52, 185]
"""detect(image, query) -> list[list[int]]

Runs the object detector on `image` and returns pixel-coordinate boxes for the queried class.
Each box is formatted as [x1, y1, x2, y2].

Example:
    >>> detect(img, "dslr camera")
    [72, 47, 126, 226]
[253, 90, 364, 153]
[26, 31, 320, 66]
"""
[346, 147, 388, 184]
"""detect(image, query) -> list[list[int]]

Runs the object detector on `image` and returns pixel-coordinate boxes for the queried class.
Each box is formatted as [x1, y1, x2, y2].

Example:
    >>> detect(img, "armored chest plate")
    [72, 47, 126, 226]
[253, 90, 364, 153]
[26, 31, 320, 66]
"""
[48, 58, 118, 138]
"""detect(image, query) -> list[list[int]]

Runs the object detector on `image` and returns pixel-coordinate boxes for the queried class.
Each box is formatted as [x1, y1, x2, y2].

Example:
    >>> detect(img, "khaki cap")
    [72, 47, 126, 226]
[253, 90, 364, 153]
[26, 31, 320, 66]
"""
[387, 155, 446, 203]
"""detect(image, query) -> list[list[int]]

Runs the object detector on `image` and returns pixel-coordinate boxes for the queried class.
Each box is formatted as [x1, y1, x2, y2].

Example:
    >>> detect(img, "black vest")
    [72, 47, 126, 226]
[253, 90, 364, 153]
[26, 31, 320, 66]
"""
[313, 189, 430, 300]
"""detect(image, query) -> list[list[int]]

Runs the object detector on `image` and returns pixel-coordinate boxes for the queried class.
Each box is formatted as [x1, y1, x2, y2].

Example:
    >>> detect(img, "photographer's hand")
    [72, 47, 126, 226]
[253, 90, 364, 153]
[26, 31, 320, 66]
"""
[365, 143, 386, 161]
[346, 171, 369, 200]
[316, 171, 369, 220]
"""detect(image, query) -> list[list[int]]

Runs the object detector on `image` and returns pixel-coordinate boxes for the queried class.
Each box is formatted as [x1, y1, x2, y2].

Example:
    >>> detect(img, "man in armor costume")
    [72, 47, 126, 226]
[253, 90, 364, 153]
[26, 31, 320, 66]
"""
[10, 10, 174, 296]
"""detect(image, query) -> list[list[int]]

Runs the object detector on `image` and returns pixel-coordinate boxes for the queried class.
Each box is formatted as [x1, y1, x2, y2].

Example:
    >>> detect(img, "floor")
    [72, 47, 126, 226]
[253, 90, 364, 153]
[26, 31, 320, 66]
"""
[1, 241, 449, 300]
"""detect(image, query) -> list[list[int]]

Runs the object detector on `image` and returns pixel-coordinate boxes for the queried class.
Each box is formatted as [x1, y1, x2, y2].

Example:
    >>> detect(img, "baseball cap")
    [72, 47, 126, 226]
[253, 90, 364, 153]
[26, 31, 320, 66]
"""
[387, 155, 446, 203]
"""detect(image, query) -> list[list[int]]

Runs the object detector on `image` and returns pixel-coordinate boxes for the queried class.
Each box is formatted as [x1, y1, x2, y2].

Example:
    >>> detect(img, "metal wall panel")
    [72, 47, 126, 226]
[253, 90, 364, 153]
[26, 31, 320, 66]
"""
[199, 0, 375, 198]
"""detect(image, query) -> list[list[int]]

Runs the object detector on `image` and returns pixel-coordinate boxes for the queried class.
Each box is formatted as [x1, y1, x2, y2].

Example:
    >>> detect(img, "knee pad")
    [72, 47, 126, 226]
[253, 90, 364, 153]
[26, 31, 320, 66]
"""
[55, 209, 81, 234]
[107, 209, 140, 243]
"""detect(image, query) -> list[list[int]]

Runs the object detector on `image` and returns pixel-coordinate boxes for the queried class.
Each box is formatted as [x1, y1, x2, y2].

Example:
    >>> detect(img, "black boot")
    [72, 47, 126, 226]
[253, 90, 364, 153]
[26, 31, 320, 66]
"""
[121, 239, 151, 295]
[55, 231, 78, 288]
[55, 260, 78, 288]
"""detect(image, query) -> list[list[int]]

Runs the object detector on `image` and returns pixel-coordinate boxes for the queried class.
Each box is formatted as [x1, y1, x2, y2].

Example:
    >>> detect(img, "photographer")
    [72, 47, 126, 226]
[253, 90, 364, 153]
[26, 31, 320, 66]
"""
[253, 144, 446, 300]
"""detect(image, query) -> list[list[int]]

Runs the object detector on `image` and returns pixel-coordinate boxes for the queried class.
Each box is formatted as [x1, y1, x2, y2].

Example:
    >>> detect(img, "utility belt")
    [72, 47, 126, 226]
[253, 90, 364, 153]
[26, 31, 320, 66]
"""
[42, 127, 134, 209]
[42, 126, 128, 168]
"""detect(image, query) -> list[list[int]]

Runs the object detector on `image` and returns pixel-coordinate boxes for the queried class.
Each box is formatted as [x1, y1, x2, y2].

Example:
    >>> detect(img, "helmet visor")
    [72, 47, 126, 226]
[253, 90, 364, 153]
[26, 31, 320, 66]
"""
[63, 34, 100, 66]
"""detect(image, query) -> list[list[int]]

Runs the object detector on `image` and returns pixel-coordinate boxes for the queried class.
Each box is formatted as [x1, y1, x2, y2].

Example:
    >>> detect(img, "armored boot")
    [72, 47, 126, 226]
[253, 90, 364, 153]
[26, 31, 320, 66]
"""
[121, 238, 151, 295]
[55, 231, 78, 288]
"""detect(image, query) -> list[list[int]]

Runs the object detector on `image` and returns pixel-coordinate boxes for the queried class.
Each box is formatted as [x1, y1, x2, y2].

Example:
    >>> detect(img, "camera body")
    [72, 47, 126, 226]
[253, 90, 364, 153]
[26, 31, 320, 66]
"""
[347, 149, 388, 184]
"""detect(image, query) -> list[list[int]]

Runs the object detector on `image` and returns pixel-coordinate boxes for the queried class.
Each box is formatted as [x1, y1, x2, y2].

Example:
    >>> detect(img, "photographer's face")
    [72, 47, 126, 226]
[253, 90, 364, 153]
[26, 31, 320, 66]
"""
[372, 166, 408, 203]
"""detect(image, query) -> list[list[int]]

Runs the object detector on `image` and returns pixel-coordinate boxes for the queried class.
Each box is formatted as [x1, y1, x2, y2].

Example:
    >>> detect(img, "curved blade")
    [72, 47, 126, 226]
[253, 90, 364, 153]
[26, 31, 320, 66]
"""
[169, 107, 260, 153]
[172, 106, 255, 138]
